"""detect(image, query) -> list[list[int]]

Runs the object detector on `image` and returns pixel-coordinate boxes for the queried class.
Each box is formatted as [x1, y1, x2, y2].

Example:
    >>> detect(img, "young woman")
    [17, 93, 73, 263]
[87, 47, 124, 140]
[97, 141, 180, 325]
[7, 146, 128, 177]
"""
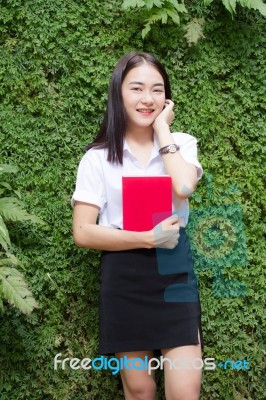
[72, 52, 203, 400]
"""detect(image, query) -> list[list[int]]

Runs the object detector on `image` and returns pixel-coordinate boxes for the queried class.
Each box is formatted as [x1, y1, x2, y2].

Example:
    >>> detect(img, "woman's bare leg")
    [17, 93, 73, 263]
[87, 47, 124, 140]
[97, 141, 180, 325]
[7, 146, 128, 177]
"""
[161, 331, 202, 400]
[115, 350, 156, 400]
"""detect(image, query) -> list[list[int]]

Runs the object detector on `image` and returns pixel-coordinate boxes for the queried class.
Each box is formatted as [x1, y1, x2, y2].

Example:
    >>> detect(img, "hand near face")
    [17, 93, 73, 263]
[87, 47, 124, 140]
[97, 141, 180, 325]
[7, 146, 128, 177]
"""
[153, 99, 174, 132]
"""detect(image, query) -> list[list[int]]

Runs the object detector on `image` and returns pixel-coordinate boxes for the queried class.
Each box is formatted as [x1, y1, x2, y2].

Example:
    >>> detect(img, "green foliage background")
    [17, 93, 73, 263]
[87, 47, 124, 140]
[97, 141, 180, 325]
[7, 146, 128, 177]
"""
[0, 0, 265, 399]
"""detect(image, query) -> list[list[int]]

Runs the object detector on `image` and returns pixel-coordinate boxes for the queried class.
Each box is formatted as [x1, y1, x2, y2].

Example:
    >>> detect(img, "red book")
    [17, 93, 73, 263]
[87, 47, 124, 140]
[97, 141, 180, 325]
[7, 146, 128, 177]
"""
[122, 176, 172, 232]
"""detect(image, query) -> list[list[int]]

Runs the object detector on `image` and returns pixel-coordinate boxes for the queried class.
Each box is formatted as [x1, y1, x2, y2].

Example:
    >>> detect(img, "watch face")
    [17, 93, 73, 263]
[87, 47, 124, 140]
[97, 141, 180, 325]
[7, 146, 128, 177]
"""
[169, 144, 177, 153]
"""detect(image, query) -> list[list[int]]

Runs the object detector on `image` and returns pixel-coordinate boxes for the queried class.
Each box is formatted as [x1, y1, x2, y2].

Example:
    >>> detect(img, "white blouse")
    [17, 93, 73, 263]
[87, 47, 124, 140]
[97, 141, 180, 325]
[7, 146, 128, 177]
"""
[72, 132, 203, 228]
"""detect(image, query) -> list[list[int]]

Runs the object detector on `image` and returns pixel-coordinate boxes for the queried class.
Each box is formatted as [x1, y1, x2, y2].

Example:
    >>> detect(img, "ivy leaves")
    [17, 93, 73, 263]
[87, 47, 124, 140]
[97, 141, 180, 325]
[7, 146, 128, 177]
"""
[206, 0, 266, 16]
[0, 0, 265, 398]
[122, 0, 266, 44]
[122, 0, 189, 40]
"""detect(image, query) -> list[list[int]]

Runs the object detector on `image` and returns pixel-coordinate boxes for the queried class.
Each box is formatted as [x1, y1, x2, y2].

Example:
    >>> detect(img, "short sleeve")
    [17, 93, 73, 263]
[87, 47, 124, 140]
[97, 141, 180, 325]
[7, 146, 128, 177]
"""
[172, 132, 203, 180]
[71, 149, 106, 209]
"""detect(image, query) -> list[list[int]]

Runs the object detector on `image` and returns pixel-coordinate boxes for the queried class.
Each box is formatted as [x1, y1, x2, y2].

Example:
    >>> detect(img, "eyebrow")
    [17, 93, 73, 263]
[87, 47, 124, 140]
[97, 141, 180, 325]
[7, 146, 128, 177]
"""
[129, 81, 164, 87]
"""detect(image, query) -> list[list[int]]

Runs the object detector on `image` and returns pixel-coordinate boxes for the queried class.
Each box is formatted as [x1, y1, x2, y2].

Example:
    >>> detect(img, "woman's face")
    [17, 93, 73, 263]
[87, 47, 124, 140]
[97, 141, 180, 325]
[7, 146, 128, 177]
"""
[121, 64, 166, 132]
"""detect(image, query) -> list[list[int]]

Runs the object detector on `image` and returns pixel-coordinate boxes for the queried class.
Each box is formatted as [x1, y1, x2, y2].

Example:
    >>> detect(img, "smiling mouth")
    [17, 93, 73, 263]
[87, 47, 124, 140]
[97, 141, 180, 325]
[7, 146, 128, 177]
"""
[137, 109, 154, 113]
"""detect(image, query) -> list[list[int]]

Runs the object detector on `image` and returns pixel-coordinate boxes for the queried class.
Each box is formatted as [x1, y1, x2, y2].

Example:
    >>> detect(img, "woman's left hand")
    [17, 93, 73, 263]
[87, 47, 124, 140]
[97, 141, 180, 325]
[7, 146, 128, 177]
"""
[153, 99, 175, 132]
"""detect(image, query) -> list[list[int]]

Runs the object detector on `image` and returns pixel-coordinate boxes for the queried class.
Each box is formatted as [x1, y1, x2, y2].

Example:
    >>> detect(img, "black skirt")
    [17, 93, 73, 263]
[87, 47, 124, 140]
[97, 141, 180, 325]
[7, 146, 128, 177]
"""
[99, 228, 203, 355]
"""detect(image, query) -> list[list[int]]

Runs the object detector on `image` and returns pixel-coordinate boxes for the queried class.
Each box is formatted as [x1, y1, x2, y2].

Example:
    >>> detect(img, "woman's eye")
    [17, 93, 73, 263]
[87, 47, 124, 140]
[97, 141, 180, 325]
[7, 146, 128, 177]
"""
[132, 87, 141, 91]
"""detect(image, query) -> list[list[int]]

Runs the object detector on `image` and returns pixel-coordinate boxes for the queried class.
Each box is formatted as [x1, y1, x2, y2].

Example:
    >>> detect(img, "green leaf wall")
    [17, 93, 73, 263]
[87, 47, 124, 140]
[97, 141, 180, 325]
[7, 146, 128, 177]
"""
[0, 1, 265, 399]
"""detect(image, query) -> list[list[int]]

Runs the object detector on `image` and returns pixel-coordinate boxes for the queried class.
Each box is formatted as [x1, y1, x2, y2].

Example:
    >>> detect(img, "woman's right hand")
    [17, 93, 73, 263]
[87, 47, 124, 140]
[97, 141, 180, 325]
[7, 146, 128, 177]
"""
[151, 215, 180, 249]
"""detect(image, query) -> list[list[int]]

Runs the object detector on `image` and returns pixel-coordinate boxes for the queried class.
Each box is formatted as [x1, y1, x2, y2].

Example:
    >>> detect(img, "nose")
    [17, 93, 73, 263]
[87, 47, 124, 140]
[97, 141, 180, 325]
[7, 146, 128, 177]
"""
[141, 91, 154, 104]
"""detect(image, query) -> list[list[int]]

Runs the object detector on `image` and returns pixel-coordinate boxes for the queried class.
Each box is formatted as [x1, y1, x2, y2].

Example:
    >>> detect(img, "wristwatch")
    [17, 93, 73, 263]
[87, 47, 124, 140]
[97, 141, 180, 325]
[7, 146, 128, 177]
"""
[159, 144, 180, 155]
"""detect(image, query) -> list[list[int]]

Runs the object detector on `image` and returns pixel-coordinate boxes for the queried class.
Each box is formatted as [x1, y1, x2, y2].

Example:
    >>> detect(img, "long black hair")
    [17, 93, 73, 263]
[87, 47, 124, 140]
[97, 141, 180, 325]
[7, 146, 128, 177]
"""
[86, 52, 172, 164]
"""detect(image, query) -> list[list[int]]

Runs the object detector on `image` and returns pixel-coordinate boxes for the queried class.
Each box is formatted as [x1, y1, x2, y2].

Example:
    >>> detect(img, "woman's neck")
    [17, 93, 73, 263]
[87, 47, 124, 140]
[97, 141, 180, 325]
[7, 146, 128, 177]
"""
[125, 128, 154, 167]
[125, 126, 154, 145]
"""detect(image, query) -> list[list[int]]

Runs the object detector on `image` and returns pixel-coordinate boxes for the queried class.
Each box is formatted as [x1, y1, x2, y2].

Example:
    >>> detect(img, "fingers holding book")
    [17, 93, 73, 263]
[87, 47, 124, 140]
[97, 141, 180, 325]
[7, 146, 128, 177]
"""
[152, 215, 180, 249]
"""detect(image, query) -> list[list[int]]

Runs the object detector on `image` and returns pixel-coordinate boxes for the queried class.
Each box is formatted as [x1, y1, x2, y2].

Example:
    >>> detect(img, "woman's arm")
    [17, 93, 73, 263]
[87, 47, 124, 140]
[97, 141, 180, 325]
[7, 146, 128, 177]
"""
[73, 201, 179, 251]
[153, 100, 198, 199]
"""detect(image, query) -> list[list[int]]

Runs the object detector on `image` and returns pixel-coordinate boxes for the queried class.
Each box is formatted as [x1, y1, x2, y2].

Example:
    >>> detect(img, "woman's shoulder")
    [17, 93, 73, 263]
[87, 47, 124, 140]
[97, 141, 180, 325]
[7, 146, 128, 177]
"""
[76, 146, 108, 173]
[171, 131, 198, 144]
[81, 145, 107, 161]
